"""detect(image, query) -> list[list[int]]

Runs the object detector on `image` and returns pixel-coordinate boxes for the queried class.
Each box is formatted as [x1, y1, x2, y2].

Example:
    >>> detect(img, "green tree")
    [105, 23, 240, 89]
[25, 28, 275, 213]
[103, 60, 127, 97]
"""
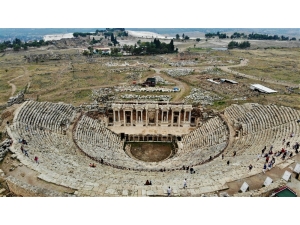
[111, 33, 115, 42]
[196, 38, 201, 42]
[169, 39, 174, 52]
[182, 33, 185, 39]
[176, 34, 180, 39]
[13, 44, 20, 51]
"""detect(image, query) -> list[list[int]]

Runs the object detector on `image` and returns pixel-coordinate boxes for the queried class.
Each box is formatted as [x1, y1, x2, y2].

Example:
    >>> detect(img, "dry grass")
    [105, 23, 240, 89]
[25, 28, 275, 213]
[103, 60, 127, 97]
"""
[0, 45, 299, 110]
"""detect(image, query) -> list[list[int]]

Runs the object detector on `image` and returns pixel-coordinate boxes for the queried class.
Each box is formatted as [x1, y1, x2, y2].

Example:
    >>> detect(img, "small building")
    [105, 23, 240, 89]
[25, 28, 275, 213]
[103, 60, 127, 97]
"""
[250, 84, 277, 93]
[271, 186, 297, 197]
[220, 79, 238, 84]
[94, 47, 111, 55]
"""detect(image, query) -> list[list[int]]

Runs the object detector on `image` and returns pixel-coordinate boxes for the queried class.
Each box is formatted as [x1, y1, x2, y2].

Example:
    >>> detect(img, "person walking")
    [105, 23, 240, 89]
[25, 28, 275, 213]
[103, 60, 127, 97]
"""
[167, 187, 172, 197]
[263, 163, 267, 173]
[34, 156, 39, 164]
[248, 164, 253, 171]
[24, 149, 29, 157]
[183, 179, 187, 189]
[227, 160, 230, 166]
[262, 146, 266, 156]
[267, 162, 272, 171]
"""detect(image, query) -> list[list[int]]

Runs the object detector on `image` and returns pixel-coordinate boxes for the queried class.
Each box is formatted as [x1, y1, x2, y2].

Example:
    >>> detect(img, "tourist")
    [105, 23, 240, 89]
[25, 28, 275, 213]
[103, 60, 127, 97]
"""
[100, 158, 103, 164]
[271, 157, 275, 165]
[227, 160, 230, 166]
[263, 163, 267, 173]
[270, 145, 273, 151]
[186, 166, 189, 173]
[149, 180, 152, 185]
[233, 151, 236, 157]
[182, 165, 185, 170]
[281, 152, 287, 160]
[268, 148, 273, 155]
[190, 166, 194, 174]
[24, 149, 29, 157]
[20, 145, 24, 154]
[282, 138, 286, 145]
[257, 154, 260, 161]
[89, 163, 96, 168]
[289, 152, 293, 158]
[34, 156, 39, 164]
[183, 179, 187, 189]
[167, 187, 172, 197]
[266, 156, 269, 163]
[222, 154, 224, 160]
[286, 141, 290, 148]
[267, 162, 272, 171]
[145, 180, 150, 185]
[209, 156, 212, 160]
[262, 146, 266, 156]
[248, 164, 253, 171]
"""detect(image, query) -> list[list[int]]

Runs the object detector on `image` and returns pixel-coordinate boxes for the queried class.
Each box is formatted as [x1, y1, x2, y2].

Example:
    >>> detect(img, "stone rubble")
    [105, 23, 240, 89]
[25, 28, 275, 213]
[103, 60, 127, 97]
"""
[169, 61, 197, 67]
[184, 88, 223, 105]
[163, 69, 194, 77]
[7, 91, 24, 106]
[120, 94, 172, 101]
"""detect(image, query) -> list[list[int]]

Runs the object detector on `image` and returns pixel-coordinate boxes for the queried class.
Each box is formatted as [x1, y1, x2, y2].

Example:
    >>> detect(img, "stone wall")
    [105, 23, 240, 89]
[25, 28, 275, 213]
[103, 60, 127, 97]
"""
[5, 176, 74, 197]
[7, 91, 24, 106]
[0, 139, 11, 162]
[233, 180, 287, 197]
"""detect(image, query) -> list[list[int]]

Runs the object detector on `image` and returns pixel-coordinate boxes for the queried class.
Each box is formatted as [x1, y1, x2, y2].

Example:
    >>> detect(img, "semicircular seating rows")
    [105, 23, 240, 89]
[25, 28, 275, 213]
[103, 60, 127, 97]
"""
[74, 114, 229, 170]
[7, 101, 300, 196]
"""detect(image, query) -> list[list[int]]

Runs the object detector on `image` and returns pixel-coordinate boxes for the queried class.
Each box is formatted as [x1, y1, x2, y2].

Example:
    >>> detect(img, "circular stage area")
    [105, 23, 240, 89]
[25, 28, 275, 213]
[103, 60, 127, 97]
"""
[128, 142, 173, 162]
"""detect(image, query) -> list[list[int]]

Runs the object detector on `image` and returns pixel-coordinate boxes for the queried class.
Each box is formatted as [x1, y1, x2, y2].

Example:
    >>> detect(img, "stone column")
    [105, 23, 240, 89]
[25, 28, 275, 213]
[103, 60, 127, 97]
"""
[145, 109, 148, 126]
[161, 110, 164, 121]
[156, 109, 158, 126]
[189, 111, 191, 123]
[171, 110, 173, 126]
[123, 110, 126, 126]
[184, 110, 186, 122]
[131, 110, 133, 126]
[178, 111, 181, 127]
[118, 110, 120, 122]
[113, 110, 116, 123]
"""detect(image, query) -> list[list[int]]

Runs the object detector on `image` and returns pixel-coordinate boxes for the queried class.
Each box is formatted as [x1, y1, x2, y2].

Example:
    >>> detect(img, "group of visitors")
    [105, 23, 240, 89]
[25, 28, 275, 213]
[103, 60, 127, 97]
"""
[18, 138, 39, 164]
[182, 165, 195, 174]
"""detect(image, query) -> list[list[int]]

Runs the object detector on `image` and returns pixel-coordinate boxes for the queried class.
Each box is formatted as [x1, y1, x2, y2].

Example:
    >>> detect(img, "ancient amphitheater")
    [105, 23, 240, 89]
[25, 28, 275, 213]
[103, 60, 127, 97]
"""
[4, 99, 300, 196]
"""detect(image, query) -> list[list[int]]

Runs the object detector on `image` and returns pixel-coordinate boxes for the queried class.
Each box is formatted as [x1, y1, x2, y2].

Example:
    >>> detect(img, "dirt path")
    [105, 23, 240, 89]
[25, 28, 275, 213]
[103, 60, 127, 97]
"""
[149, 68, 191, 102]
[7, 66, 30, 96]
[219, 59, 297, 87]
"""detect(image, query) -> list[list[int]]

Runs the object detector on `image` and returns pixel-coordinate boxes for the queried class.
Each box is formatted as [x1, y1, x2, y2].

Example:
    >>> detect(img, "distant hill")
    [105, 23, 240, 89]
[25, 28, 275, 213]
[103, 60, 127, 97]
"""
[0, 28, 104, 41]
[0, 28, 299, 42]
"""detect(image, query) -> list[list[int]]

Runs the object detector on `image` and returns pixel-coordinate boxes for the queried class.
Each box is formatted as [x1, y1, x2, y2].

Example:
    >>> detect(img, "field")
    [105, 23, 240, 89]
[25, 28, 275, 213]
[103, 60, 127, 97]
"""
[0, 38, 300, 111]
